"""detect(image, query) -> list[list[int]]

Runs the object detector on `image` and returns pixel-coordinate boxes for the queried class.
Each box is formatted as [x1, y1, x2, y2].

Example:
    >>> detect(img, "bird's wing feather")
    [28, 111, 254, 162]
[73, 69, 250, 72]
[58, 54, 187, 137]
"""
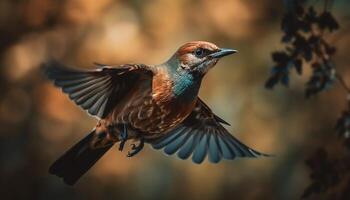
[43, 60, 153, 119]
[152, 98, 270, 164]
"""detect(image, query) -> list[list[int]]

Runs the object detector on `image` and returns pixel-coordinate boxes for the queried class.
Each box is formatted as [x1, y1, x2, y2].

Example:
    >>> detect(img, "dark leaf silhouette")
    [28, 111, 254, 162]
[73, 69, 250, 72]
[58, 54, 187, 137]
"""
[267, 0, 350, 199]
[267, 0, 339, 96]
[293, 59, 302, 74]
[272, 52, 289, 64]
[318, 12, 340, 32]
[302, 149, 340, 198]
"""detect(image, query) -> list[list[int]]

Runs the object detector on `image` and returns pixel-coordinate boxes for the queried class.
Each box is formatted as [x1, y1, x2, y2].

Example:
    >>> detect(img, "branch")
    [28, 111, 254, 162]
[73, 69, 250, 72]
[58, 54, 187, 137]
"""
[336, 73, 350, 93]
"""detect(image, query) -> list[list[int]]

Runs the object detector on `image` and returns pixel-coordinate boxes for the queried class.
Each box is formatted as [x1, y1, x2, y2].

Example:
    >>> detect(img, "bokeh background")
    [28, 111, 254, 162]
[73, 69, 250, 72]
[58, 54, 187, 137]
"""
[0, 0, 349, 199]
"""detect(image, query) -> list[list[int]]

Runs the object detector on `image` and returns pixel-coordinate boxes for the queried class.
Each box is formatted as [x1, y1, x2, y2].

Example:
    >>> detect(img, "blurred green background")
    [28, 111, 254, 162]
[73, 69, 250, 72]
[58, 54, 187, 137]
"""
[0, 0, 349, 199]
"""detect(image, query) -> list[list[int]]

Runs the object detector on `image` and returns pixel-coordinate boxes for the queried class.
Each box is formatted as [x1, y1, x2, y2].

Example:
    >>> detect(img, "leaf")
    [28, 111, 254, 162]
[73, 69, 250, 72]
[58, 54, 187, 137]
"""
[282, 34, 292, 43]
[303, 47, 313, 61]
[281, 13, 300, 34]
[336, 111, 350, 138]
[265, 75, 279, 89]
[304, 6, 318, 24]
[318, 12, 340, 32]
[281, 73, 290, 87]
[294, 59, 302, 75]
[305, 62, 335, 98]
[272, 51, 289, 64]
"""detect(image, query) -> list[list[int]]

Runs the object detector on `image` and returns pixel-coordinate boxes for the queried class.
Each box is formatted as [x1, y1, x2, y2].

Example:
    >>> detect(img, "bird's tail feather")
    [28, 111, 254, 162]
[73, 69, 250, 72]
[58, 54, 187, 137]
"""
[49, 130, 113, 185]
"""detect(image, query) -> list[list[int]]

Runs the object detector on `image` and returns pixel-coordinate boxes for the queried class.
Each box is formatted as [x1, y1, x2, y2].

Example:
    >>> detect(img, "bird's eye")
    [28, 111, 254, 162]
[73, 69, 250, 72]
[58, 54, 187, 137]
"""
[194, 48, 204, 57]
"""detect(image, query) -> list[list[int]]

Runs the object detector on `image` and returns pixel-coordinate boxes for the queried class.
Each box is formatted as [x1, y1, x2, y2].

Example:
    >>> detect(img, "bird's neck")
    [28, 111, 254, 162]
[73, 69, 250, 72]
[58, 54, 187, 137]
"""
[157, 62, 201, 102]
[171, 71, 201, 101]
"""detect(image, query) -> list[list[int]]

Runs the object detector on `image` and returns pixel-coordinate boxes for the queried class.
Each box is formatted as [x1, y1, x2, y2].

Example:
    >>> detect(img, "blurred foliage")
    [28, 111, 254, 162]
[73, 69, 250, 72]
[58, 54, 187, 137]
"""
[0, 0, 349, 200]
[265, 0, 339, 97]
[265, 0, 350, 199]
[302, 148, 350, 199]
[336, 95, 350, 138]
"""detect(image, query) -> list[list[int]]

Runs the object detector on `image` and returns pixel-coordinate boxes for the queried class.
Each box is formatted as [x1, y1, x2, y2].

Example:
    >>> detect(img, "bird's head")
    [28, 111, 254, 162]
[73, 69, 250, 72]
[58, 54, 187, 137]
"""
[166, 41, 237, 77]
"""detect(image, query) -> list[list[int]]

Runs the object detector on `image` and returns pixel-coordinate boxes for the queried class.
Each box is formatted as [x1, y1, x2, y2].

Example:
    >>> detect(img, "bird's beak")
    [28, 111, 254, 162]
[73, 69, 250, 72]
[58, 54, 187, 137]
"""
[210, 48, 238, 58]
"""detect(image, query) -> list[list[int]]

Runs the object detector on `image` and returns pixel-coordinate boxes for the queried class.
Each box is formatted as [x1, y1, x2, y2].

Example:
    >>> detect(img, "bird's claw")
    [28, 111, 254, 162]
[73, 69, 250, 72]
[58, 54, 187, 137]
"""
[127, 148, 141, 157]
[127, 138, 144, 157]
[130, 143, 137, 150]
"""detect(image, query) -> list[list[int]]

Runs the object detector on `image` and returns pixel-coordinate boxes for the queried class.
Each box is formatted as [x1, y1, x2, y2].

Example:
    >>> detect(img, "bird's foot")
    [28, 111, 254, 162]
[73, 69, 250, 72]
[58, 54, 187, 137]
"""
[127, 138, 144, 157]
[118, 124, 128, 151]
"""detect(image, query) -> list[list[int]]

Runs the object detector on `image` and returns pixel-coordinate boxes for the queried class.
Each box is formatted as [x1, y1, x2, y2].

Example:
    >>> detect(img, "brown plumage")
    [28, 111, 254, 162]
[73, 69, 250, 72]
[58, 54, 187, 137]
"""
[44, 41, 270, 185]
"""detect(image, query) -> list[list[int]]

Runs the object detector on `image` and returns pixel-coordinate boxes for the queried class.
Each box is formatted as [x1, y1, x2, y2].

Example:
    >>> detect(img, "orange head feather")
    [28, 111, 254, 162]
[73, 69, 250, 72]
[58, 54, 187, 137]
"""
[176, 41, 219, 65]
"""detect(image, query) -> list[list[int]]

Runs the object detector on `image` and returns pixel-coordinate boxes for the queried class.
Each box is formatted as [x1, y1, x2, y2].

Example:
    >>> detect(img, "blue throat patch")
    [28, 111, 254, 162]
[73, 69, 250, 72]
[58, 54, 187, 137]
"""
[172, 71, 201, 102]
[162, 55, 201, 102]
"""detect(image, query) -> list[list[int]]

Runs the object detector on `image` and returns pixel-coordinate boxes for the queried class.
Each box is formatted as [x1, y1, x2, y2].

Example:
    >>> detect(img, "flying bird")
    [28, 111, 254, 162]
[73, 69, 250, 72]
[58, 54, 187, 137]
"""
[44, 41, 269, 185]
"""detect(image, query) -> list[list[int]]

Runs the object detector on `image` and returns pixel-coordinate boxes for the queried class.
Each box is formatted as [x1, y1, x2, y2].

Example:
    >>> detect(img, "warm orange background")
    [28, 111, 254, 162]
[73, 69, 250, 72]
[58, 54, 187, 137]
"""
[0, 0, 349, 199]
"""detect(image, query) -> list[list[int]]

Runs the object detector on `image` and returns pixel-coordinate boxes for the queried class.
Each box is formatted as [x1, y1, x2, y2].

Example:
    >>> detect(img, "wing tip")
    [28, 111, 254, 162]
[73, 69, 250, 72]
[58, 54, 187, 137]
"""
[41, 59, 78, 80]
[248, 148, 275, 158]
[214, 115, 231, 126]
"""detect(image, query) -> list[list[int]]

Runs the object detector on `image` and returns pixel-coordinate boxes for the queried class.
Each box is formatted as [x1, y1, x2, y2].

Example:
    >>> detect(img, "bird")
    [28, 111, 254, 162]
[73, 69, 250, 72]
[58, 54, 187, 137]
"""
[44, 41, 269, 186]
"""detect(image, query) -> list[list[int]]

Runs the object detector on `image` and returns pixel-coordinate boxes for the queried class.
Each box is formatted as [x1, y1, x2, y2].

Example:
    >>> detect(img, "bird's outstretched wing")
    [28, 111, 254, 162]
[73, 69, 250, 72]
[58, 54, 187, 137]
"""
[152, 98, 270, 164]
[43, 60, 153, 119]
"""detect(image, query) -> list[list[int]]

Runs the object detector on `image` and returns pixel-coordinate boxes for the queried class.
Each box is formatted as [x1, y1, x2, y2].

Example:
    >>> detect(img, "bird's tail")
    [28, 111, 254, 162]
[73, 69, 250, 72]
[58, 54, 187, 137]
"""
[49, 130, 113, 185]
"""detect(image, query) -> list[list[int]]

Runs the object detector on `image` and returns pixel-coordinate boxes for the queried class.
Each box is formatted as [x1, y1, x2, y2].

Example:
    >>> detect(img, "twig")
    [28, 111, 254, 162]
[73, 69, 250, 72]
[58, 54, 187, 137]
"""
[336, 73, 350, 93]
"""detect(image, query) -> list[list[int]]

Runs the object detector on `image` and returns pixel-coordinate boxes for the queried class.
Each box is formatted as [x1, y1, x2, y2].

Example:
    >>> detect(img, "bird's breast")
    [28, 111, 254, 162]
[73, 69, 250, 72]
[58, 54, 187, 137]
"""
[111, 69, 197, 137]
